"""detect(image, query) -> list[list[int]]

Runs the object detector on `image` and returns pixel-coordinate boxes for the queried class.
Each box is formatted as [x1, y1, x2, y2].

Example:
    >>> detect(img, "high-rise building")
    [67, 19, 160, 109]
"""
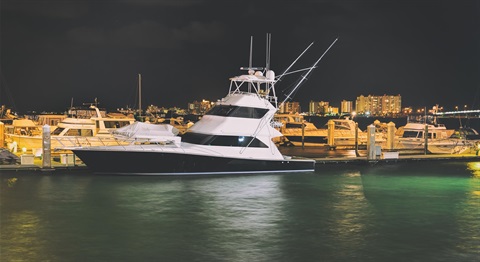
[355, 94, 401, 116]
[308, 101, 329, 115]
[340, 100, 353, 114]
[279, 102, 301, 114]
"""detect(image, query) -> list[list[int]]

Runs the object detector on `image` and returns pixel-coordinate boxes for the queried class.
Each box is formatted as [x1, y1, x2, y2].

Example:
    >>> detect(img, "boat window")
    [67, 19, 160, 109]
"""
[66, 129, 81, 136]
[104, 121, 131, 128]
[205, 105, 269, 119]
[52, 128, 65, 135]
[65, 129, 93, 136]
[81, 129, 93, 136]
[402, 131, 419, 138]
[181, 132, 268, 148]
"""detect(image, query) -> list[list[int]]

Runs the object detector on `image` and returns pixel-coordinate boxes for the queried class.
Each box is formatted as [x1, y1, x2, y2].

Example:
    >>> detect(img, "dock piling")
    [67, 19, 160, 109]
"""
[367, 124, 376, 160]
[42, 125, 52, 169]
[387, 122, 395, 150]
[327, 119, 335, 150]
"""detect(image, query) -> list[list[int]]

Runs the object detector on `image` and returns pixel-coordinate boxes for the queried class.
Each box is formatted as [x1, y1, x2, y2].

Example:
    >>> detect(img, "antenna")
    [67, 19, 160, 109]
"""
[249, 36, 253, 70]
[240, 36, 264, 72]
[138, 73, 142, 118]
[279, 38, 338, 108]
[265, 33, 271, 71]
[247, 36, 254, 92]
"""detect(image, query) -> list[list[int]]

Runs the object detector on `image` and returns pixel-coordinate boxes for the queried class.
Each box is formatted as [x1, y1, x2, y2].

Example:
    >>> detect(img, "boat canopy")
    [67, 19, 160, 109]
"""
[110, 122, 180, 143]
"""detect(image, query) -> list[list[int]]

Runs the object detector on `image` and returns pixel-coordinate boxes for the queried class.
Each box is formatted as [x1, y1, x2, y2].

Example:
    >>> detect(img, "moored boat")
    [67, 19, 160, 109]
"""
[5, 105, 135, 152]
[391, 114, 480, 154]
[71, 36, 337, 175]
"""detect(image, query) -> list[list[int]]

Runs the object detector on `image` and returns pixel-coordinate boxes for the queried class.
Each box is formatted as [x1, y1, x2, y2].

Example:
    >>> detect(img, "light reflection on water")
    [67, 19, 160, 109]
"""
[1, 161, 479, 261]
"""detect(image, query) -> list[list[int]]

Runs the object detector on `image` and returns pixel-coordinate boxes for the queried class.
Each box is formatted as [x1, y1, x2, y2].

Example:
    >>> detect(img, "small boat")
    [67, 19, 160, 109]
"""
[423, 127, 480, 154]
[71, 35, 337, 175]
[394, 116, 480, 154]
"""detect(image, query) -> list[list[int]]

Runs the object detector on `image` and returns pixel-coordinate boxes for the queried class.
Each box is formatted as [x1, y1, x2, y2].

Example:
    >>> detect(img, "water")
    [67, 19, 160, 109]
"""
[1, 162, 479, 261]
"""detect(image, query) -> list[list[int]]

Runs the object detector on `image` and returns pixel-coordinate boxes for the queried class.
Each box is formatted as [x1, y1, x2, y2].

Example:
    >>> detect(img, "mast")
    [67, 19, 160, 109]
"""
[138, 73, 142, 118]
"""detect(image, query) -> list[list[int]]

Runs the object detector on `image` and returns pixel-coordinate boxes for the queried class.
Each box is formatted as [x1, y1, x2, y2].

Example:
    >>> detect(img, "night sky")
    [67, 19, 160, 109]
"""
[1, 0, 479, 113]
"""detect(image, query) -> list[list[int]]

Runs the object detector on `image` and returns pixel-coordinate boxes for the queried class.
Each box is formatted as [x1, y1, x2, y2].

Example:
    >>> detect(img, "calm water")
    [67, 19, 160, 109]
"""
[1, 162, 479, 262]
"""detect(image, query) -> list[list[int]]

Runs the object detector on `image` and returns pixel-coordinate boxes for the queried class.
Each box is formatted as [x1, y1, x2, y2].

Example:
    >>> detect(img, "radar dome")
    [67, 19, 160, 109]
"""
[266, 70, 275, 80]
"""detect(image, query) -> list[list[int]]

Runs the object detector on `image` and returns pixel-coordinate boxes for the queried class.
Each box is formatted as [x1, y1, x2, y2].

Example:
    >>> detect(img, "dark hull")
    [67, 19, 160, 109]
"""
[72, 149, 315, 175]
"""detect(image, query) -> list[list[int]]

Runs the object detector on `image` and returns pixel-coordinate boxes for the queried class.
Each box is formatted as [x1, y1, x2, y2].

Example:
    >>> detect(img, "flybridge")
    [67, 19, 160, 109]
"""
[227, 33, 338, 110]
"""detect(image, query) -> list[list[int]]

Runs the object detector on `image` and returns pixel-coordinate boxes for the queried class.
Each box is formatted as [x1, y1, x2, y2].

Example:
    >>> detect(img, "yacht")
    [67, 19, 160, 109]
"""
[393, 116, 458, 152]
[5, 105, 135, 152]
[71, 36, 336, 175]
[409, 126, 480, 154]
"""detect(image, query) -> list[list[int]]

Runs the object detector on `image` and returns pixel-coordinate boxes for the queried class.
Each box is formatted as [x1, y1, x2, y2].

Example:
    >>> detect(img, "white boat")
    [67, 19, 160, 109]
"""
[420, 127, 480, 154]
[5, 105, 135, 152]
[394, 115, 480, 154]
[71, 36, 336, 175]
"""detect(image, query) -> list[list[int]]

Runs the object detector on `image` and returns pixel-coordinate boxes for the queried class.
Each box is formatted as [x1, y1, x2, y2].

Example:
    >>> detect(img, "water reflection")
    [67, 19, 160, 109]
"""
[1, 211, 44, 261]
[1, 163, 479, 261]
[360, 162, 480, 260]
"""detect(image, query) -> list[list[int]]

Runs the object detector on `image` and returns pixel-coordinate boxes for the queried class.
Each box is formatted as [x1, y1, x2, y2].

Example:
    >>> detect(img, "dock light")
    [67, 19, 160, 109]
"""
[22, 147, 27, 154]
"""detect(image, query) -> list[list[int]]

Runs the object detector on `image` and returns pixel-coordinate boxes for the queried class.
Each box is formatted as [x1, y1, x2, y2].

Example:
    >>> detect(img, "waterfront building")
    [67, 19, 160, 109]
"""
[308, 101, 329, 115]
[326, 106, 339, 116]
[340, 100, 353, 114]
[356, 94, 401, 116]
[279, 101, 301, 114]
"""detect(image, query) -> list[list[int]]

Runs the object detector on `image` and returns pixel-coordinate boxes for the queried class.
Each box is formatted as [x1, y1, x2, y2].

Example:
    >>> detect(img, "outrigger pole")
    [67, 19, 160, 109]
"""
[278, 38, 338, 109]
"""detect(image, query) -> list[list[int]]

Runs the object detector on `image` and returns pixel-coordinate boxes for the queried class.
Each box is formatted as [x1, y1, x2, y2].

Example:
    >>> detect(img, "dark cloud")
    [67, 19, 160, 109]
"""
[67, 20, 226, 48]
[1, 0, 479, 113]
[3, 0, 89, 19]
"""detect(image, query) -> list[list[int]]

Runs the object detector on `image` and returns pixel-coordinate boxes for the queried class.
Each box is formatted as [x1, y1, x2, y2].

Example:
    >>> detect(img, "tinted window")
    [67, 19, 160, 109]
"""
[206, 105, 268, 119]
[402, 131, 419, 138]
[104, 121, 131, 128]
[52, 127, 65, 135]
[182, 132, 267, 148]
